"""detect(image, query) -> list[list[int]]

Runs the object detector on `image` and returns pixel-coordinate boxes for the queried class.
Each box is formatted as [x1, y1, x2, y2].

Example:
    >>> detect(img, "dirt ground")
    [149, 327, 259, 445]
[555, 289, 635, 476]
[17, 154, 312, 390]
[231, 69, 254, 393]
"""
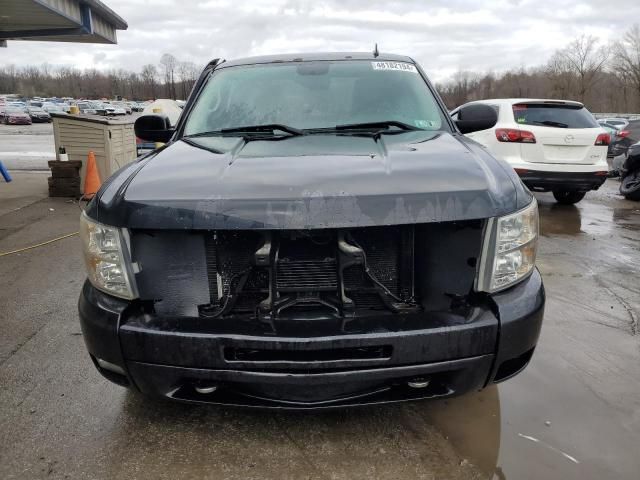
[0, 172, 639, 480]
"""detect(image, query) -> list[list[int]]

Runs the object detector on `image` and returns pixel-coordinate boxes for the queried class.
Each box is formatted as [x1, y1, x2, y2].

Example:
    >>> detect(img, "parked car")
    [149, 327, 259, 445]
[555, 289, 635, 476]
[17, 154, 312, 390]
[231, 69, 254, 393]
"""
[42, 102, 64, 114]
[102, 103, 127, 116]
[25, 106, 51, 123]
[79, 53, 545, 408]
[601, 117, 629, 130]
[76, 102, 98, 115]
[128, 102, 145, 112]
[89, 102, 108, 116]
[451, 99, 609, 204]
[113, 102, 132, 114]
[2, 106, 32, 125]
[135, 136, 156, 156]
[598, 120, 634, 160]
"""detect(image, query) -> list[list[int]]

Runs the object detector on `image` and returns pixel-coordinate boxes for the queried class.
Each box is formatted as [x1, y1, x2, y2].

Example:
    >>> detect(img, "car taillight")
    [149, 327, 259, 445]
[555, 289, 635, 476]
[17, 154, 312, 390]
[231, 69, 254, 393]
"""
[595, 133, 610, 145]
[616, 130, 630, 139]
[495, 128, 536, 143]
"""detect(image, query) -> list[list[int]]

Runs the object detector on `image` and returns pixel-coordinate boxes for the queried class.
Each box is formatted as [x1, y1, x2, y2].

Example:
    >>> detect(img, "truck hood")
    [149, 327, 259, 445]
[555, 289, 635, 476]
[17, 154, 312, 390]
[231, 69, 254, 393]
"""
[93, 131, 530, 229]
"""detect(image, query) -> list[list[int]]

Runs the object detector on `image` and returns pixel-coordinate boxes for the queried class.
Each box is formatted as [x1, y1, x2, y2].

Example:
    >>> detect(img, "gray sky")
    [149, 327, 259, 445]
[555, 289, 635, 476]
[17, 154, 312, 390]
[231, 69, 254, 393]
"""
[1, 0, 638, 82]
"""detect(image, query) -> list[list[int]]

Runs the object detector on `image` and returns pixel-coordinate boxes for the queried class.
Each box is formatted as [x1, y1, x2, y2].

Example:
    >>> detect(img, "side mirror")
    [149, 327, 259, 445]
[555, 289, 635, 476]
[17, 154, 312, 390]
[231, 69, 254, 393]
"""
[134, 114, 174, 143]
[455, 104, 498, 134]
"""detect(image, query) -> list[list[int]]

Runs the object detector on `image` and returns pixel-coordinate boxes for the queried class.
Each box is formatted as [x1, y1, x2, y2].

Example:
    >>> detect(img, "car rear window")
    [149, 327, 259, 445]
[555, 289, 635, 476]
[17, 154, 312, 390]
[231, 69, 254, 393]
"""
[512, 103, 599, 129]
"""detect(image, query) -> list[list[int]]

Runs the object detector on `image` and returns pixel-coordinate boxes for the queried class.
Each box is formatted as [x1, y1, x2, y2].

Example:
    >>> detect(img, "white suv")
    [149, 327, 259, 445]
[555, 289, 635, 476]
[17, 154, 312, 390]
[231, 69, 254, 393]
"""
[451, 99, 609, 204]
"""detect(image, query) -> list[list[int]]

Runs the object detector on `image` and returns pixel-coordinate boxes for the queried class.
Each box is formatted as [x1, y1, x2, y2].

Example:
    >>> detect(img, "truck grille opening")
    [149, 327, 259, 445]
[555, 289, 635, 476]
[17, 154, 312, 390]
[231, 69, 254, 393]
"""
[197, 226, 418, 319]
[131, 220, 484, 321]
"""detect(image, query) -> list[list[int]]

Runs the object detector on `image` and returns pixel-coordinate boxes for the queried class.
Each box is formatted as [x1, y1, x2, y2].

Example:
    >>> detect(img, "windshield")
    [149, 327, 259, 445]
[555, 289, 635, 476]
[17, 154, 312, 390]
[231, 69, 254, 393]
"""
[184, 60, 447, 135]
[512, 103, 599, 129]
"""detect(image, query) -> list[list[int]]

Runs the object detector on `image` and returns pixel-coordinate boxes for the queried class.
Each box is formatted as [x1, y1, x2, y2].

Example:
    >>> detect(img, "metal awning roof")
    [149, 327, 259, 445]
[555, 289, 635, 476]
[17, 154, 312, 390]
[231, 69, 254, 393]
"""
[0, 0, 128, 45]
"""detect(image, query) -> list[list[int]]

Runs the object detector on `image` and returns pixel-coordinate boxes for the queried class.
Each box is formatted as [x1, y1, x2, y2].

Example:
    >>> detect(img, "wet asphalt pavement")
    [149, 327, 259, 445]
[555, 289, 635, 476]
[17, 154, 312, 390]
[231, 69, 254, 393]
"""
[0, 173, 639, 480]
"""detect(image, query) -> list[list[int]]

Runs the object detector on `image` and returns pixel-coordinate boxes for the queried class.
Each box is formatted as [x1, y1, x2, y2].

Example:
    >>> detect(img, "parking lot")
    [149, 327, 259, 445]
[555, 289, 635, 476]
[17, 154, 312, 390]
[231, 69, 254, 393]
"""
[0, 122, 55, 171]
[1, 158, 639, 478]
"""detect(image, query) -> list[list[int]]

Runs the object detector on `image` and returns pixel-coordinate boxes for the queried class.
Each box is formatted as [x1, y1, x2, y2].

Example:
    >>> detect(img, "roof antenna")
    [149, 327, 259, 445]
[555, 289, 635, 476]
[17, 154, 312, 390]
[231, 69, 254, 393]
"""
[373, 43, 379, 58]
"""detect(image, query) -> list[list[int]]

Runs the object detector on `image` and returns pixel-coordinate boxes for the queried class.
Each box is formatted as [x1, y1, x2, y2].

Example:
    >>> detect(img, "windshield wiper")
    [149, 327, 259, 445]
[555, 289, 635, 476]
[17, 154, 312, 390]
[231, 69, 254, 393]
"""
[222, 124, 305, 136]
[531, 120, 569, 128]
[334, 121, 421, 132]
[184, 124, 304, 138]
[303, 120, 422, 136]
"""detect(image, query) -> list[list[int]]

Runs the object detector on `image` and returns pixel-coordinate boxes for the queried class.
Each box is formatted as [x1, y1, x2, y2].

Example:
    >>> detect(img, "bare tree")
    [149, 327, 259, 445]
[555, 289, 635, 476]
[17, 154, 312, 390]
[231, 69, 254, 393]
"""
[546, 53, 574, 98]
[1, 64, 18, 93]
[441, 71, 480, 107]
[613, 24, 640, 110]
[160, 53, 178, 99]
[176, 61, 189, 100]
[176, 61, 199, 99]
[140, 64, 158, 100]
[549, 35, 608, 102]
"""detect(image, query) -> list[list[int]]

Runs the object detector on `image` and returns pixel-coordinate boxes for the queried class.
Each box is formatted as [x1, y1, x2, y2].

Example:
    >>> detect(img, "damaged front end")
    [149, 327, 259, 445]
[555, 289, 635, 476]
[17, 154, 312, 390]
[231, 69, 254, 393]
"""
[79, 185, 544, 408]
[78, 216, 546, 408]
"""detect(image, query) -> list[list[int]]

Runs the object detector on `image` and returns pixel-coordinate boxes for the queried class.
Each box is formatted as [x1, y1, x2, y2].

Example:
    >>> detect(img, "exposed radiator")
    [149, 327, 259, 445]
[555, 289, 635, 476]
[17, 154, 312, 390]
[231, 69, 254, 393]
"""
[200, 226, 416, 318]
[276, 259, 338, 291]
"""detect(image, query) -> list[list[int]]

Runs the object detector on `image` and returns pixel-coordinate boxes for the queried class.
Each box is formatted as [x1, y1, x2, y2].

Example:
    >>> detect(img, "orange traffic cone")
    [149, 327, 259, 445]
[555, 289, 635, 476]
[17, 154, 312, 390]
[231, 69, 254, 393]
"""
[83, 151, 101, 200]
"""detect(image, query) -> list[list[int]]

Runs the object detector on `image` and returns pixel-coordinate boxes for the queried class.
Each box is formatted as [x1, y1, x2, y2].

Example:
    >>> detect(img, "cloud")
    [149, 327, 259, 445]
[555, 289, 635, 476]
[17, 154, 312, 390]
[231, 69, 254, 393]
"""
[1, 0, 638, 82]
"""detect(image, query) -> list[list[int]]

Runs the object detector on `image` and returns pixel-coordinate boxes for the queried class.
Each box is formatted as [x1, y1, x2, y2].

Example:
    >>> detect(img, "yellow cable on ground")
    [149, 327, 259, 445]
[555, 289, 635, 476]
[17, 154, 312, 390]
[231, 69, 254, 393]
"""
[0, 232, 79, 258]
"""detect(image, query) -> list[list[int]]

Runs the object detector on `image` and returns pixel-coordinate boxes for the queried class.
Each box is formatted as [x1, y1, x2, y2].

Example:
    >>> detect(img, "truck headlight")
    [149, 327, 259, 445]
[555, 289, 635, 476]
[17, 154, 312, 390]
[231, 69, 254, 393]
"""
[477, 199, 538, 292]
[80, 212, 137, 299]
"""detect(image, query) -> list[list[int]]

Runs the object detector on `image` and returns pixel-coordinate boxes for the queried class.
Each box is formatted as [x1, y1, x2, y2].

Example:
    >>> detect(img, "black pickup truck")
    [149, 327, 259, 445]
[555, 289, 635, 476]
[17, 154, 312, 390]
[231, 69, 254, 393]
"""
[78, 53, 544, 409]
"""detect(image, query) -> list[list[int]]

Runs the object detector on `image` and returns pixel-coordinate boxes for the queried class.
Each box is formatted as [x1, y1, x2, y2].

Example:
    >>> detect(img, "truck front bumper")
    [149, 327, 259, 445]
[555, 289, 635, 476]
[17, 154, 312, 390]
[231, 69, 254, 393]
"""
[78, 270, 545, 409]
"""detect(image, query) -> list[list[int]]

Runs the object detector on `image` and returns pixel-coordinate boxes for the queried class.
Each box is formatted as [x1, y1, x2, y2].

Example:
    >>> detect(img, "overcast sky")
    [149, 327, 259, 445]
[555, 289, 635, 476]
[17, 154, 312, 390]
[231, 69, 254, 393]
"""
[2, 0, 639, 82]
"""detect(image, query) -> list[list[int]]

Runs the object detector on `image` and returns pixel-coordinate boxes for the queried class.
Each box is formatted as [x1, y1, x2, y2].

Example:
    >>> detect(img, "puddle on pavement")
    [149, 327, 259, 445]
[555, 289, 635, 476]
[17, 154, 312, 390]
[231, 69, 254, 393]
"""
[421, 387, 501, 477]
[538, 203, 582, 236]
[612, 208, 640, 231]
[424, 386, 592, 480]
[99, 385, 590, 480]
[101, 391, 493, 479]
[538, 196, 640, 238]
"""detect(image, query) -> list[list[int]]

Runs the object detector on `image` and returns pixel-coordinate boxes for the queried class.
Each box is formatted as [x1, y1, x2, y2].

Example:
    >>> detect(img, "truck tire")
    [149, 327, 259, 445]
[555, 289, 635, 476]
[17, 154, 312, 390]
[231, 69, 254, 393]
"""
[552, 190, 586, 205]
[620, 172, 640, 201]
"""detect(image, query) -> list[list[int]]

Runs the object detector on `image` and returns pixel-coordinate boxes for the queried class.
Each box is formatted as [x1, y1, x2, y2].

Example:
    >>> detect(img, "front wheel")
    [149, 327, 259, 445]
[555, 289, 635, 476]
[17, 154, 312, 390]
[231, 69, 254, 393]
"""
[553, 190, 586, 205]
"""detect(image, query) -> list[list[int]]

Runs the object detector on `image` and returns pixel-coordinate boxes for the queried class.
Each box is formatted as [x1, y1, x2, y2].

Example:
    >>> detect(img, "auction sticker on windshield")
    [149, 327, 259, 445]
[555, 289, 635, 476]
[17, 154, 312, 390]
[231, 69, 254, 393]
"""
[372, 61, 418, 73]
